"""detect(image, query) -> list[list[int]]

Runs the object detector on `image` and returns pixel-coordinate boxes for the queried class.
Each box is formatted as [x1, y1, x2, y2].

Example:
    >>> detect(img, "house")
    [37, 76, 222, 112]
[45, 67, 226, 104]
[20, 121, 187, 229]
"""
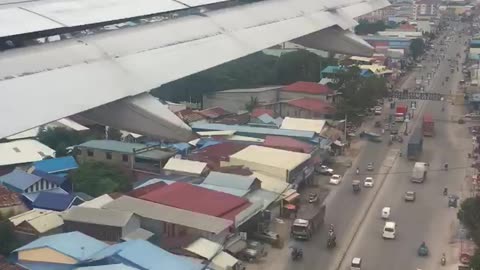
[200, 172, 261, 196]
[78, 194, 114, 209]
[30, 169, 72, 192]
[162, 158, 209, 176]
[22, 187, 69, 208]
[198, 107, 233, 121]
[9, 210, 64, 244]
[103, 196, 233, 248]
[29, 156, 78, 178]
[80, 240, 203, 270]
[280, 81, 334, 102]
[184, 238, 242, 270]
[0, 169, 63, 194]
[263, 135, 315, 153]
[0, 139, 55, 168]
[139, 182, 251, 221]
[62, 206, 147, 242]
[280, 117, 326, 134]
[228, 145, 312, 183]
[75, 140, 175, 171]
[12, 231, 109, 269]
[32, 191, 84, 211]
[0, 185, 27, 215]
[175, 109, 208, 125]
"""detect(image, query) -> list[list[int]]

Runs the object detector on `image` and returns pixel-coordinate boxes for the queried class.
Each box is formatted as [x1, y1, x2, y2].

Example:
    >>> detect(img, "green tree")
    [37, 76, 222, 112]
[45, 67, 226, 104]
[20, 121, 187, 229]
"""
[354, 20, 387, 35]
[409, 38, 425, 60]
[0, 212, 18, 255]
[471, 250, 480, 270]
[107, 127, 123, 141]
[244, 97, 259, 112]
[70, 162, 131, 197]
[458, 197, 480, 269]
[38, 127, 93, 157]
[275, 50, 323, 84]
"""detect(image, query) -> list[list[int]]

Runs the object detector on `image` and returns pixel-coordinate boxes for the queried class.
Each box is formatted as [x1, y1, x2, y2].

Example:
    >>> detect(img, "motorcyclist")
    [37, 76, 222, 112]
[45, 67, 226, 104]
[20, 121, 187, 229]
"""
[441, 253, 446, 265]
[444, 187, 448, 196]
[421, 241, 426, 248]
[356, 168, 359, 175]
[444, 163, 449, 170]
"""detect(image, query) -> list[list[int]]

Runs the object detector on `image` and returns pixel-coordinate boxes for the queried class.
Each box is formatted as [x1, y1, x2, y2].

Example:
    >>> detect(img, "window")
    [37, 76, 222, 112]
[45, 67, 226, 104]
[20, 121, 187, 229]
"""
[106, 152, 112, 160]
[122, 154, 129, 162]
[87, 150, 94, 157]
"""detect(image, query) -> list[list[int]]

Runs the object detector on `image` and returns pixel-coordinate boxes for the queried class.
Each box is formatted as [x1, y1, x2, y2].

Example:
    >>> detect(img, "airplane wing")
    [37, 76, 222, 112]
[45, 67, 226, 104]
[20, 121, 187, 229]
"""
[0, 0, 389, 141]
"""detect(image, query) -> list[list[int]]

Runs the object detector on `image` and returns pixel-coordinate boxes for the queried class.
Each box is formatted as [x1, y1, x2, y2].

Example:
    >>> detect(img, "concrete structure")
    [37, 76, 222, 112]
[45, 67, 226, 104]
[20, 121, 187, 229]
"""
[413, 0, 437, 20]
[9, 210, 64, 244]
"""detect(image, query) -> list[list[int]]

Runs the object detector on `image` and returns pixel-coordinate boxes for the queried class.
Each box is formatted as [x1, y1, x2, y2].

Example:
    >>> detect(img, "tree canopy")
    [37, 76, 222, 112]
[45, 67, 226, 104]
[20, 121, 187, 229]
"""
[38, 127, 93, 157]
[70, 161, 132, 197]
[0, 211, 18, 255]
[409, 38, 425, 60]
[354, 20, 387, 35]
[458, 197, 480, 269]
[331, 66, 388, 121]
[151, 50, 337, 103]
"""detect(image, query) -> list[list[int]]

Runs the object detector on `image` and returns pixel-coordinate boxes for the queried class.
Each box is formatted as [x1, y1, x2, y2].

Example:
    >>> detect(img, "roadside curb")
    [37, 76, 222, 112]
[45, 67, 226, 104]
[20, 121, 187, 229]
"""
[330, 149, 399, 270]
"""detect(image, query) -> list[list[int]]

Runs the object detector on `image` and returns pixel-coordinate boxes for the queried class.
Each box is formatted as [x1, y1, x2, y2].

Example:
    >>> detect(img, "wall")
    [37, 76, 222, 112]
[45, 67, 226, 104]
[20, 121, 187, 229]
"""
[76, 147, 133, 167]
[203, 89, 279, 113]
[63, 221, 122, 242]
[18, 247, 78, 264]
[279, 91, 329, 102]
[263, 103, 330, 119]
[122, 215, 141, 236]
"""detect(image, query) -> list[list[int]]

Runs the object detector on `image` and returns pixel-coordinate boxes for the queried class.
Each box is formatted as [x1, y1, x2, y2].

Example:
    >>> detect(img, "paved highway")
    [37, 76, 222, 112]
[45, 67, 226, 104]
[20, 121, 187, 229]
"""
[338, 21, 472, 270]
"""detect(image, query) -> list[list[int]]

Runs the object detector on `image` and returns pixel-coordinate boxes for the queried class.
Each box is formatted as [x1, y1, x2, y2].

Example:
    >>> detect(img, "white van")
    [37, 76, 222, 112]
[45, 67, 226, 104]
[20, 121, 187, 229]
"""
[382, 221, 396, 239]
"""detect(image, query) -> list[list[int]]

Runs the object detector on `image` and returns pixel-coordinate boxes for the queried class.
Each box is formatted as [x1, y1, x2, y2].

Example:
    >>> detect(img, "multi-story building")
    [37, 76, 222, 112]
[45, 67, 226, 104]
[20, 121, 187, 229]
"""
[413, 0, 438, 20]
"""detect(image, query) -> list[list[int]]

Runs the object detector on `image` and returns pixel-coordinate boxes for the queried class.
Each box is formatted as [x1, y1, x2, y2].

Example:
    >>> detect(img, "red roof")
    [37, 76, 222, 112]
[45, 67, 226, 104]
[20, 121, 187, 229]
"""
[283, 81, 333, 95]
[199, 107, 231, 119]
[0, 186, 22, 208]
[251, 108, 274, 118]
[263, 136, 314, 153]
[287, 98, 336, 115]
[175, 109, 206, 124]
[423, 114, 433, 122]
[139, 182, 250, 220]
[187, 142, 249, 169]
[127, 182, 167, 198]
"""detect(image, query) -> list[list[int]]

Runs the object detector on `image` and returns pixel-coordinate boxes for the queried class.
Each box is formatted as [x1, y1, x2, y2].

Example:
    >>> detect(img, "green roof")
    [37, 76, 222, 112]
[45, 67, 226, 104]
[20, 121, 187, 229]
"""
[77, 140, 174, 161]
[321, 66, 344, 74]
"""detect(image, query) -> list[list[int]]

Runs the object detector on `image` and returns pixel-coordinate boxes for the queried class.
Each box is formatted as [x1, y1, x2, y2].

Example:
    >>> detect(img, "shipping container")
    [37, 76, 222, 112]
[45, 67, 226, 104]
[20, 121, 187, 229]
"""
[407, 129, 423, 160]
[422, 114, 434, 137]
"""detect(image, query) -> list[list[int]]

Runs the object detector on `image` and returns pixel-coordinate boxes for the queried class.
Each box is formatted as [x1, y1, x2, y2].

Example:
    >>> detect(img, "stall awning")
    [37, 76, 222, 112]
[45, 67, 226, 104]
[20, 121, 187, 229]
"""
[284, 192, 300, 203]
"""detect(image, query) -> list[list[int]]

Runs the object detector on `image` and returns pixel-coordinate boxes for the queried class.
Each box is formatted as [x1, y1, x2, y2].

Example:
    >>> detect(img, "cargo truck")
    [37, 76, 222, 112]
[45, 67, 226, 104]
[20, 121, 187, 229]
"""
[407, 129, 423, 160]
[395, 105, 408, 122]
[411, 162, 428, 183]
[291, 204, 326, 240]
[422, 114, 434, 137]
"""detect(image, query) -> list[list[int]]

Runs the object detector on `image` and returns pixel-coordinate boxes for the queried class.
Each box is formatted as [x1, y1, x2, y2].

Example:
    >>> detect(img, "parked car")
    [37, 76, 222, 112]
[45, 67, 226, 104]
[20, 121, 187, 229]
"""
[364, 177, 374, 187]
[329, 174, 342, 185]
[316, 165, 334, 175]
[404, 191, 416, 202]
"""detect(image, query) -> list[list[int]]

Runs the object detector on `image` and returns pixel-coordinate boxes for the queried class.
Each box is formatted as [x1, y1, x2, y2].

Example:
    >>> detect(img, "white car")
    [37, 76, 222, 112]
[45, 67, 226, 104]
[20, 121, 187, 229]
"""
[329, 174, 342, 185]
[364, 177, 374, 187]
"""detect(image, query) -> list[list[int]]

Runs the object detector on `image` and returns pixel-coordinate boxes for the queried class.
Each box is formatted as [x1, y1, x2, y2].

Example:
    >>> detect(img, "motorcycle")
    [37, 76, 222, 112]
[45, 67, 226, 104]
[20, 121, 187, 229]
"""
[443, 188, 448, 196]
[291, 248, 303, 261]
[327, 237, 336, 249]
[441, 254, 446, 266]
[308, 193, 318, 204]
[356, 168, 360, 175]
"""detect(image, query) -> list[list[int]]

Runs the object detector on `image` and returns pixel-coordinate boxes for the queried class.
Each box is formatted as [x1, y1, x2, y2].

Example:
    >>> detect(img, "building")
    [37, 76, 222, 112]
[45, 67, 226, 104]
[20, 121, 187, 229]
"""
[0, 169, 64, 194]
[198, 107, 233, 121]
[162, 158, 209, 176]
[228, 145, 312, 183]
[12, 232, 109, 269]
[263, 135, 315, 153]
[280, 81, 334, 102]
[79, 240, 203, 270]
[0, 185, 26, 215]
[9, 210, 63, 244]
[62, 206, 147, 242]
[280, 117, 326, 134]
[0, 140, 55, 169]
[75, 140, 175, 170]
[263, 98, 336, 119]
[103, 196, 233, 248]
[413, 0, 437, 20]
[202, 86, 282, 113]
[79, 194, 114, 209]
[184, 238, 241, 270]
[31, 191, 84, 211]
[29, 156, 78, 178]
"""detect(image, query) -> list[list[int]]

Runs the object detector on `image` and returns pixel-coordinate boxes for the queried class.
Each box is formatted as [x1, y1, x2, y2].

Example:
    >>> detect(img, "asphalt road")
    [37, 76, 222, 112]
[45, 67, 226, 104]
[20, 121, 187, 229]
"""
[338, 22, 472, 270]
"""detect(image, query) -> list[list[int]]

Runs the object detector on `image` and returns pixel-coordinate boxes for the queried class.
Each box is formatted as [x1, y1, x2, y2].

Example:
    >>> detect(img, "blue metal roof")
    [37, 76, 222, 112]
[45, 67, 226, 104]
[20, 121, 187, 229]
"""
[0, 169, 41, 192]
[32, 192, 79, 211]
[22, 187, 68, 203]
[14, 232, 108, 261]
[321, 66, 344, 74]
[75, 264, 138, 270]
[86, 240, 203, 270]
[192, 123, 315, 140]
[31, 169, 67, 185]
[32, 156, 78, 174]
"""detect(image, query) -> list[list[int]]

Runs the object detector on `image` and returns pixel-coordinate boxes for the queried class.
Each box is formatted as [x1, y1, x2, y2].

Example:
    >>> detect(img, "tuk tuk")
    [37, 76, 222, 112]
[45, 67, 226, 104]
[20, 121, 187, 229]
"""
[352, 181, 361, 193]
[448, 195, 459, 208]
[418, 243, 429, 257]
[351, 257, 361, 270]
[381, 207, 391, 219]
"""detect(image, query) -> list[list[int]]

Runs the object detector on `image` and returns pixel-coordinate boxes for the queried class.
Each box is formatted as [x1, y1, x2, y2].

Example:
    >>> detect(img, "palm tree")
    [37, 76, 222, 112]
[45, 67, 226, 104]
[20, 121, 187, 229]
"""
[245, 96, 259, 112]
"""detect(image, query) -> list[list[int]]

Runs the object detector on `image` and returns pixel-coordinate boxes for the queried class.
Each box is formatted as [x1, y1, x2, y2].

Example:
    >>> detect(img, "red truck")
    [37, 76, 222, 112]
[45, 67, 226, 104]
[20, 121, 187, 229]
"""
[422, 114, 434, 136]
[395, 105, 408, 122]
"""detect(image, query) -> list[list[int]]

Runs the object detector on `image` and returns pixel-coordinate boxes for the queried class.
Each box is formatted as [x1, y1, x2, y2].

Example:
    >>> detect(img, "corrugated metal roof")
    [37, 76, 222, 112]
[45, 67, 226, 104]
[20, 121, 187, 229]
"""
[230, 145, 311, 171]
[32, 156, 78, 174]
[192, 123, 316, 140]
[283, 81, 333, 95]
[0, 140, 55, 166]
[252, 172, 290, 194]
[31, 170, 67, 186]
[32, 192, 79, 211]
[140, 182, 250, 219]
[280, 117, 326, 134]
[185, 237, 222, 259]
[14, 232, 108, 260]
[9, 210, 64, 233]
[0, 185, 23, 207]
[210, 251, 238, 270]
[86, 240, 203, 270]
[263, 135, 314, 153]
[245, 188, 278, 210]
[163, 158, 207, 175]
[75, 264, 138, 270]
[79, 194, 113, 209]
[203, 172, 256, 190]
[77, 140, 174, 161]
[197, 184, 249, 197]
[103, 196, 232, 234]
[62, 206, 134, 227]
[121, 228, 154, 241]
[22, 187, 68, 203]
[0, 169, 42, 192]
[287, 98, 336, 115]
